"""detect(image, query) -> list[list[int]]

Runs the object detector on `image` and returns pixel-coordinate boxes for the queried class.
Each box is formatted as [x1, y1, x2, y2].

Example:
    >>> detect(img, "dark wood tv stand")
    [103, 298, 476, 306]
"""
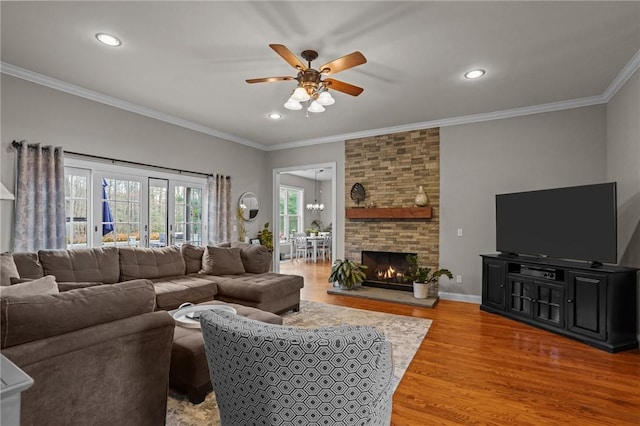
[480, 254, 638, 353]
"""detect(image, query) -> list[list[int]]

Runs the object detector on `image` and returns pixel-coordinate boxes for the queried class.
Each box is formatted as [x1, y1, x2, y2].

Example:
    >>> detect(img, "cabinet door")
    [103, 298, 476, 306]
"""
[567, 272, 607, 340]
[482, 260, 506, 310]
[507, 278, 534, 318]
[533, 281, 564, 328]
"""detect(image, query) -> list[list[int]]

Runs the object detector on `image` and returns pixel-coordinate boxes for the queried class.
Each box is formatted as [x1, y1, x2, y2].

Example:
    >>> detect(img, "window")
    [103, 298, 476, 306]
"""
[64, 168, 90, 248]
[172, 183, 203, 246]
[63, 159, 207, 249]
[279, 186, 303, 239]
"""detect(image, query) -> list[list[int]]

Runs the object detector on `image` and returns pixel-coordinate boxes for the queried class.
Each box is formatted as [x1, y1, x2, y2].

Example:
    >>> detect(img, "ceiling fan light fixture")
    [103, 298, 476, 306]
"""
[307, 101, 325, 113]
[317, 91, 335, 106]
[291, 87, 311, 102]
[284, 98, 302, 110]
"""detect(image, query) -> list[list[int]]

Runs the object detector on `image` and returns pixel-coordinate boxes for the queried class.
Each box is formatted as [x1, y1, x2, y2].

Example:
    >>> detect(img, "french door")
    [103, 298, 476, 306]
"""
[66, 164, 206, 249]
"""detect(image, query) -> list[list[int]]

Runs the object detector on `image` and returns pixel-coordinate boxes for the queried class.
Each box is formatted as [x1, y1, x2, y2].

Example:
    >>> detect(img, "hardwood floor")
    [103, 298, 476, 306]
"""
[280, 260, 640, 425]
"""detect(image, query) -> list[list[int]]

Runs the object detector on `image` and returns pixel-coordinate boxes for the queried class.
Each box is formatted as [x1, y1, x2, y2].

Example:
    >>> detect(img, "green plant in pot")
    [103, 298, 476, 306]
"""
[405, 254, 453, 299]
[328, 259, 368, 290]
[258, 222, 273, 251]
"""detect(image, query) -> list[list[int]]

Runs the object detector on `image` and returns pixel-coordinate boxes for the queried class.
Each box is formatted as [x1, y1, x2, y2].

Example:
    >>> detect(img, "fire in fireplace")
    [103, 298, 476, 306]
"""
[361, 251, 416, 292]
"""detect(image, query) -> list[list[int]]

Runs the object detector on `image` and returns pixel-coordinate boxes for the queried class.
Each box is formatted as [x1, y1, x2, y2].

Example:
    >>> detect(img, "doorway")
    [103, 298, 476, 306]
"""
[272, 162, 337, 273]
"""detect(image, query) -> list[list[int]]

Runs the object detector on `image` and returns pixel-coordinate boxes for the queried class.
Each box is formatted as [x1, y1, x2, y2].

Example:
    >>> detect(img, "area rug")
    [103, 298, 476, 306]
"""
[166, 300, 432, 426]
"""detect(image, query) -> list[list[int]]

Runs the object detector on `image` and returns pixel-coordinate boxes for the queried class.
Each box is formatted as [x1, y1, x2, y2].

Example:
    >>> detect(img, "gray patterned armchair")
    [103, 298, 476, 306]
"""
[200, 310, 394, 425]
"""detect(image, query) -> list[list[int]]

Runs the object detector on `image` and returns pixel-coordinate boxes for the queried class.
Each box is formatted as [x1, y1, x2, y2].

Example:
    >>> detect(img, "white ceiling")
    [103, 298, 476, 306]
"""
[2, 2, 639, 151]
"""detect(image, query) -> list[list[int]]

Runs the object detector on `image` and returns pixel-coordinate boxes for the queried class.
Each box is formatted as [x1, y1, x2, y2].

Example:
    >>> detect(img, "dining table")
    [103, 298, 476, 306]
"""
[306, 235, 326, 262]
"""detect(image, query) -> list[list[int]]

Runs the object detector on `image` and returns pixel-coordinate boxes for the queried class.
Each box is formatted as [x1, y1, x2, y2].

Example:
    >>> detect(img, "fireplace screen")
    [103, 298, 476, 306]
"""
[361, 250, 416, 291]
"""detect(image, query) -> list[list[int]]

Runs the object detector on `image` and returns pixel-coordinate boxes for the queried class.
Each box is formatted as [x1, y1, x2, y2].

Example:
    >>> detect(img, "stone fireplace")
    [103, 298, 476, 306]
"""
[362, 250, 416, 292]
[344, 128, 440, 272]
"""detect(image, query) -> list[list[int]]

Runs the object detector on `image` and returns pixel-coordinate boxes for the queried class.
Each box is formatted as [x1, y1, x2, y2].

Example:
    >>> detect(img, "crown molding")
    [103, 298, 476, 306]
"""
[4, 48, 639, 153]
[264, 94, 607, 151]
[0, 62, 267, 151]
[602, 49, 640, 102]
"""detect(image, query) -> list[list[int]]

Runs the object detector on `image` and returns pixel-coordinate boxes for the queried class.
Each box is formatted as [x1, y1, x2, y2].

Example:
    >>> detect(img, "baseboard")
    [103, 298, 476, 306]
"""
[439, 292, 481, 304]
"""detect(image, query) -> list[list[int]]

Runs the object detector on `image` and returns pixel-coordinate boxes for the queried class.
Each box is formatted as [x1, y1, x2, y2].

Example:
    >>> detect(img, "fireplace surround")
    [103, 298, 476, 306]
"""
[361, 250, 416, 292]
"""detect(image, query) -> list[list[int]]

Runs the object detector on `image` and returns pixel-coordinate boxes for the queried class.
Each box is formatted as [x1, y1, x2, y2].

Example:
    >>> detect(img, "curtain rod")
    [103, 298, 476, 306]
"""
[11, 141, 213, 178]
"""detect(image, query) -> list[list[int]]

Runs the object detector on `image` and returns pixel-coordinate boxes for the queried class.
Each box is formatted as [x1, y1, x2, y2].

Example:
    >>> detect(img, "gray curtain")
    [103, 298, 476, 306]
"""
[13, 141, 66, 251]
[207, 174, 232, 244]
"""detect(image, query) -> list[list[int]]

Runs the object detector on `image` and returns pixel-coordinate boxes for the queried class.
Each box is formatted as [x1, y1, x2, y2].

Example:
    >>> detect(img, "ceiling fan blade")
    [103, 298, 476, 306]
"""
[323, 78, 364, 96]
[246, 76, 295, 84]
[269, 44, 306, 70]
[319, 51, 367, 75]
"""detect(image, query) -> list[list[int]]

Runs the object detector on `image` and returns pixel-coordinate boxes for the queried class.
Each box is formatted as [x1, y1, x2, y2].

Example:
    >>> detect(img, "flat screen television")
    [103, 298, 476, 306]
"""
[495, 183, 617, 264]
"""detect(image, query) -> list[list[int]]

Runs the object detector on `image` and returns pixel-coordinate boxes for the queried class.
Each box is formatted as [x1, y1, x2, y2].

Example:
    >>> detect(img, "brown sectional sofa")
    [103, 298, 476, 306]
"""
[6, 243, 304, 314]
[0, 243, 304, 424]
[0, 280, 175, 426]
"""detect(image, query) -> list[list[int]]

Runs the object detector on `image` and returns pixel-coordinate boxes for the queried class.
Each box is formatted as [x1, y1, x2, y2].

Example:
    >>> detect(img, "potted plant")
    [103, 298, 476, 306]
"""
[258, 222, 273, 251]
[328, 259, 368, 290]
[405, 254, 453, 299]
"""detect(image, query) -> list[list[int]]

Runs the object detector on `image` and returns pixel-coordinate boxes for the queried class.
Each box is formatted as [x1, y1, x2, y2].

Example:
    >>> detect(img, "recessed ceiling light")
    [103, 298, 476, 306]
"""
[465, 69, 485, 79]
[95, 33, 122, 47]
[268, 113, 282, 120]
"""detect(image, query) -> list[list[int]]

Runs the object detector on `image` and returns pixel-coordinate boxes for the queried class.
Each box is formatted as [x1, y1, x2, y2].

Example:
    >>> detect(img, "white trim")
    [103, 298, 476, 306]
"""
[602, 49, 640, 102]
[272, 162, 337, 272]
[3, 47, 639, 152]
[0, 62, 265, 151]
[439, 292, 482, 304]
[264, 95, 606, 151]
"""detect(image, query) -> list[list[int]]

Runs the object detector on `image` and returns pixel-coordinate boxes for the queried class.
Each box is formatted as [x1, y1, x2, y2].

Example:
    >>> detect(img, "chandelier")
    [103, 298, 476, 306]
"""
[307, 170, 324, 212]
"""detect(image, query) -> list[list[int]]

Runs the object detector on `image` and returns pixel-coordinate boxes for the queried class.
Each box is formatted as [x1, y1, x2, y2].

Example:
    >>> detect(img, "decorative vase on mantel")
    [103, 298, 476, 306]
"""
[415, 185, 428, 207]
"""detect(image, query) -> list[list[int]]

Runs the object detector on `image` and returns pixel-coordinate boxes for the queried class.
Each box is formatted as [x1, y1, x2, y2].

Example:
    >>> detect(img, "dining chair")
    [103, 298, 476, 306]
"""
[294, 234, 309, 260]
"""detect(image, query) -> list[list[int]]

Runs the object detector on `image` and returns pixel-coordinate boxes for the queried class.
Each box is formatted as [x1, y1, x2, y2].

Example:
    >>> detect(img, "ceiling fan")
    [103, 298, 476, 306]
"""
[246, 44, 367, 113]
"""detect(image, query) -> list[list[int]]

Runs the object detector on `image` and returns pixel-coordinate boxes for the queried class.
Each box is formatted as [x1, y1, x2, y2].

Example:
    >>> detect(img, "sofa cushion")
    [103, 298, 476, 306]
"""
[211, 273, 303, 303]
[119, 246, 186, 281]
[1, 275, 59, 297]
[11, 252, 44, 279]
[1, 253, 20, 286]
[0, 279, 157, 349]
[181, 244, 205, 274]
[199, 247, 245, 275]
[238, 245, 272, 273]
[151, 275, 218, 310]
[39, 247, 120, 284]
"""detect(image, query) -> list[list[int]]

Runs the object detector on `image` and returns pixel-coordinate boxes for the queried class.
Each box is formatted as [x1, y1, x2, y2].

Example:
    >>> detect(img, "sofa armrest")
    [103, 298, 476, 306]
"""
[2, 311, 175, 426]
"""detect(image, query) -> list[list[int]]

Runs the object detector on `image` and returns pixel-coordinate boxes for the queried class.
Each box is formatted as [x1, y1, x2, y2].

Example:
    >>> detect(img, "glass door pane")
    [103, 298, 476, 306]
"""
[94, 173, 147, 247]
[170, 182, 203, 246]
[64, 167, 90, 248]
[149, 178, 168, 247]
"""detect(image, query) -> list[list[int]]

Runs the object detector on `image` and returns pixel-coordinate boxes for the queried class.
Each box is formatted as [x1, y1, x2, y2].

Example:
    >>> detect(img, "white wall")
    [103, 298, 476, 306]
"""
[0, 75, 270, 251]
[605, 68, 640, 334]
[440, 105, 608, 298]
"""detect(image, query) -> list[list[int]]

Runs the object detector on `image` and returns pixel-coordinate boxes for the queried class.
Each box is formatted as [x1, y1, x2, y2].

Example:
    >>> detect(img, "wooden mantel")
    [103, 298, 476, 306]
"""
[345, 207, 433, 220]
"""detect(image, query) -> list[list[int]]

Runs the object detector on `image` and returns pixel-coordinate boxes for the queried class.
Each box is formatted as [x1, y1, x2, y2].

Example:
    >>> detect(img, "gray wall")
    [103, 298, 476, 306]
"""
[279, 173, 331, 233]
[439, 105, 607, 298]
[605, 68, 640, 334]
[0, 75, 270, 251]
[268, 142, 345, 259]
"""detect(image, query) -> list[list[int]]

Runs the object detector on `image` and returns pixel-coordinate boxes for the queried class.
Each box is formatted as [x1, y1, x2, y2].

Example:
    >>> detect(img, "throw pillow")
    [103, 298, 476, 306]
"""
[239, 245, 272, 273]
[199, 246, 246, 275]
[181, 243, 206, 274]
[1, 253, 20, 286]
[1, 275, 59, 297]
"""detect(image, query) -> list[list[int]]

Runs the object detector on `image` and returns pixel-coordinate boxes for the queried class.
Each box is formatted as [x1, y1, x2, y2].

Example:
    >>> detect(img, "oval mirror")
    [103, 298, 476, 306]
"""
[239, 192, 259, 221]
